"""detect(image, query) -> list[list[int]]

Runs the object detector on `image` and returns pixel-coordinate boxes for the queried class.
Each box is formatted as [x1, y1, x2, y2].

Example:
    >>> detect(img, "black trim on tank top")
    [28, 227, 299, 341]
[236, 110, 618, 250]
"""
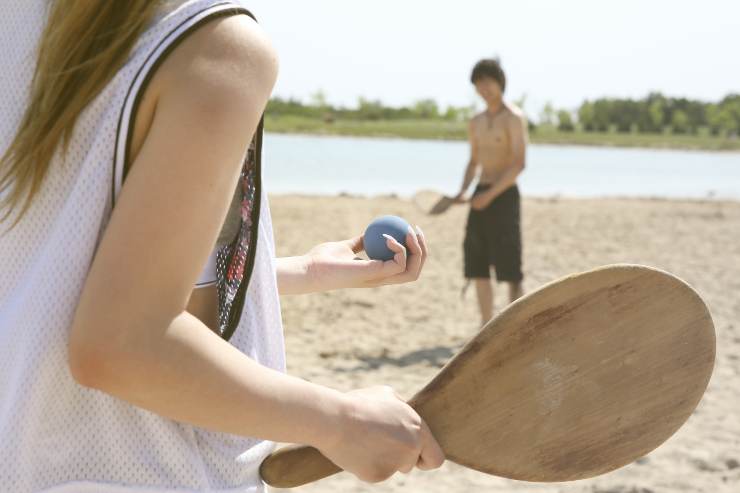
[222, 117, 263, 341]
[112, 2, 252, 204]
[112, 3, 263, 342]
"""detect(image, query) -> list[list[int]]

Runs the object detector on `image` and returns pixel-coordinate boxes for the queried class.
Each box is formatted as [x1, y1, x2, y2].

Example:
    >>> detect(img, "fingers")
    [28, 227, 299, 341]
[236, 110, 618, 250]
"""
[344, 235, 365, 255]
[405, 226, 423, 258]
[382, 234, 408, 275]
[380, 386, 442, 474]
[381, 226, 427, 285]
[400, 227, 422, 281]
[398, 450, 419, 474]
[387, 388, 426, 476]
[415, 225, 428, 270]
[346, 386, 441, 479]
[416, 419, 446, 471]
[354, 225, 429, 287]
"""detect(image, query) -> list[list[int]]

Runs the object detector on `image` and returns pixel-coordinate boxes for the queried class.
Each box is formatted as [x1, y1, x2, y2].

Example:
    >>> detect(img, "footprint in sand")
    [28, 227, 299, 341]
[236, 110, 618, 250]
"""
[691, 458, 722, 472]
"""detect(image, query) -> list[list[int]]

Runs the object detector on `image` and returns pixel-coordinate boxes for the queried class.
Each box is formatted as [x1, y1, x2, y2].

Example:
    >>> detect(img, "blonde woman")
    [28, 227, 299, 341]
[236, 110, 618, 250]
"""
[0, 1, 443, 491]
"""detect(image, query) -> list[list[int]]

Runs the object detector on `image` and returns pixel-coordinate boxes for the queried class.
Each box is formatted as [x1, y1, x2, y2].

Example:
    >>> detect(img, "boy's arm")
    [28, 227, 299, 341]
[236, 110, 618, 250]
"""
[455, 119, 479, 200]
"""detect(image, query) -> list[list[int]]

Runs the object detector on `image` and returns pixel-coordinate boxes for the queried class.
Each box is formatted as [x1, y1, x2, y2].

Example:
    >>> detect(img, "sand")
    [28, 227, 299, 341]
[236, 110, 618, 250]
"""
[267, 194, 740, 493]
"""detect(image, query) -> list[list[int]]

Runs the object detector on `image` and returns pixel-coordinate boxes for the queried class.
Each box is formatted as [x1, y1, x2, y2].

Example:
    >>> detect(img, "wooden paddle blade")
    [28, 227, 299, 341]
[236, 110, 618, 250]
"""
[409, 264, 715, 482]
[412, 190, 455, 216]
[429, 196, 455, 215]
[259, 445, 341, 489]
[260, 265, 715, 488]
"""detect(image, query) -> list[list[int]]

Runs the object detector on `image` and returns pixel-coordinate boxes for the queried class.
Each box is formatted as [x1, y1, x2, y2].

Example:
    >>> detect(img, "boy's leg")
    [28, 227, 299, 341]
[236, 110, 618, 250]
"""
[490, 186, 523, 306]
[508, 281, 523, 303]
[464, 204, 493, 326]
[475, 278, 494, 326]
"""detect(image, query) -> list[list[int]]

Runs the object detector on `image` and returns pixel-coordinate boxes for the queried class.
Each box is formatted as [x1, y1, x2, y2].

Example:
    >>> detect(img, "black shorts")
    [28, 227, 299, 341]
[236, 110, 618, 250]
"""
[463, 184, 523, 282]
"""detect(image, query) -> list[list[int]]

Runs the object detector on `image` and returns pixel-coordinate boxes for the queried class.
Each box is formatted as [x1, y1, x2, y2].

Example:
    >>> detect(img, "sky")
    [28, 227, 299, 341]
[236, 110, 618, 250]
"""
[244, 0, 739, 118]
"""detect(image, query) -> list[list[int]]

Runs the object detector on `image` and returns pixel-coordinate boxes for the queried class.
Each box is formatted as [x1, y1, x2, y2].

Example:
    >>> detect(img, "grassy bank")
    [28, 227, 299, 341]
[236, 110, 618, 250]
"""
[265, 115, 740, 151]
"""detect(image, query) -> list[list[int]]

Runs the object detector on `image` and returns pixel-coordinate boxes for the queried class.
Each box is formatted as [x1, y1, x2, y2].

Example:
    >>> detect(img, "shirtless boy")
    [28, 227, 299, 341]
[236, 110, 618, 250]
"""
[455, 58, 527, 325]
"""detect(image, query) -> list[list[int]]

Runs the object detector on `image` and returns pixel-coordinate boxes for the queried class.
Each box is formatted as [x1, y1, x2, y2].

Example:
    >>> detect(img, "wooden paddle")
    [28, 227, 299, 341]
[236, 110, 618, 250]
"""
[412, 189, 461, 215]
[260, 265, 715, 488]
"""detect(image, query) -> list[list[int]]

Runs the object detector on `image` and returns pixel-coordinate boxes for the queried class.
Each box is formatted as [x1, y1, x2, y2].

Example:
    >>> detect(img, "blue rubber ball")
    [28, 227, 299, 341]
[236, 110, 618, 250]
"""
[363, 215, 411, 261]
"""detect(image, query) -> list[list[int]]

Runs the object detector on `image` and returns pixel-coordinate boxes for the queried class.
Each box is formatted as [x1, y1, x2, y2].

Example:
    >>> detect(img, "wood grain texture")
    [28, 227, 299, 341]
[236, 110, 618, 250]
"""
[260, 264, 715, 488]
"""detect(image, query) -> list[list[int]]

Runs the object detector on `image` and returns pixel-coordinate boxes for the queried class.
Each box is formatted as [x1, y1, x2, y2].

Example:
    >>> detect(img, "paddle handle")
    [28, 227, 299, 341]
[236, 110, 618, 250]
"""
[260, 395, 432, 488]
[259, 444, 341, 488]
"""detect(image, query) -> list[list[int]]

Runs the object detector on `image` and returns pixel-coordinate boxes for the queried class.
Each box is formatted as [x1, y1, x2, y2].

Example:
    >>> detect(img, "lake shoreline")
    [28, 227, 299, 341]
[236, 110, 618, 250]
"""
[265, 117, 740, 153]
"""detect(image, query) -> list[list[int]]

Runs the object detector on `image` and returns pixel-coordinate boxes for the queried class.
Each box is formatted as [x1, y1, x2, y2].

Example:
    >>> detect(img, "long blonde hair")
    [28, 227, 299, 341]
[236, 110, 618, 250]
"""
[0, 0, 161, 230]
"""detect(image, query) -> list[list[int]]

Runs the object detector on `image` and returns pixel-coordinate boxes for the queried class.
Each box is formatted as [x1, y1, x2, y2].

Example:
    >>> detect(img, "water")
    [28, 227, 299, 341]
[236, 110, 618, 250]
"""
[262, 133, 740, 199]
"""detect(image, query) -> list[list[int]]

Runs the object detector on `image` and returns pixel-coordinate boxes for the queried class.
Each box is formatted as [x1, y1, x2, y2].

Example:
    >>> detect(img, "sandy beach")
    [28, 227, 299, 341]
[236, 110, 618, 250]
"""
[268, 194, 740, 493]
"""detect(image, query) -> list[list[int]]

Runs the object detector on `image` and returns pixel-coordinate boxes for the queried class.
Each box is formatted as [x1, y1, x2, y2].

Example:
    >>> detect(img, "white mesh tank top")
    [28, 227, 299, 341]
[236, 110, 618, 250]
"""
[0, 1, 286, 491]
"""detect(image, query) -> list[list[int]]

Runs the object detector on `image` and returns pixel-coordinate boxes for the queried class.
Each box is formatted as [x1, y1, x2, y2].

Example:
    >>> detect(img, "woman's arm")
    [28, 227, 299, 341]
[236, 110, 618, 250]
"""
[276, 228, 428, 295]
[68, 15, 442, 481]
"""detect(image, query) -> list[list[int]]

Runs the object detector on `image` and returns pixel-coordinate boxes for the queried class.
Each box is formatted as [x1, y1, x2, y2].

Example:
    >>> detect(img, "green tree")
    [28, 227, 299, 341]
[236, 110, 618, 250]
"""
[539, 101, 555, 126]
[592, 100, 611, 132]
[557, 110, 575, 132]
[717, 95, 740, 135]
[412, 99, 439, 119]
[578, 101, 595, 131]
[671, 109, 690, 134]
[356, 97, 385, 120]
[706, 104, 722, 135]
[267, 96, 321, 118]
[717, 107, 739, 136]
[443, 106, 459, 121]
[648, 100, 664, 132]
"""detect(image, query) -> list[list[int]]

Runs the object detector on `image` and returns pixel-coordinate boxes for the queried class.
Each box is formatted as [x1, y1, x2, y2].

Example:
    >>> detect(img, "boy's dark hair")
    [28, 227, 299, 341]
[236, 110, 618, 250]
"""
[470, 58, 506, 92]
